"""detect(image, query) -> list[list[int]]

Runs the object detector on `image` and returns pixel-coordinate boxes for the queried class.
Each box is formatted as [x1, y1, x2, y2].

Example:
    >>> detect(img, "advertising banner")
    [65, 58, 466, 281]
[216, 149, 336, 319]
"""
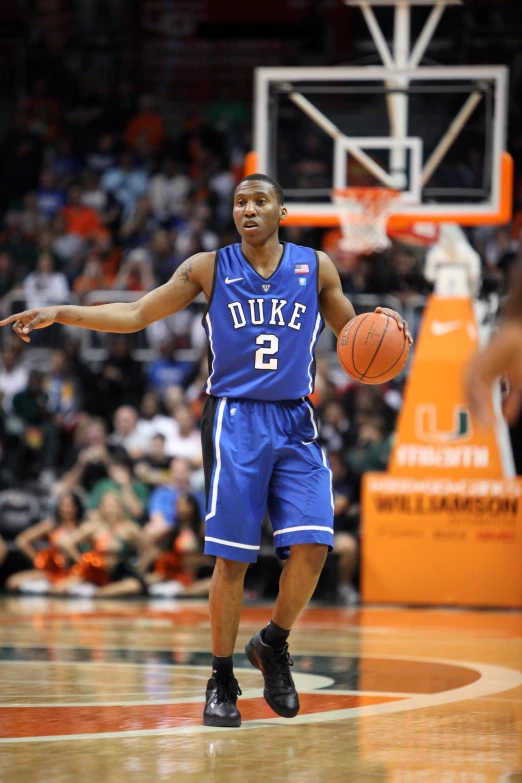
[362, 294, 521, 606]
[362, 475, 522, 606]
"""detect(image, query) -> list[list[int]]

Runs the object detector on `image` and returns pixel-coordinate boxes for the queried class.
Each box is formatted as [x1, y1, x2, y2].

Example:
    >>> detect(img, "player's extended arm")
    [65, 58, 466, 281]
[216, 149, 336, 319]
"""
[0, 252, 214, 343]
[317, 251, 411, 340]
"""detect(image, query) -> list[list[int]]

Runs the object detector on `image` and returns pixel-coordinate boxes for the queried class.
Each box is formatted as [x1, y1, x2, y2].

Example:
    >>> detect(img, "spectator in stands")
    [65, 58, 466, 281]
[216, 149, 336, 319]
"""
[35, 168, 66, 222]
[50, 213, 85, 270]
[23, 251, 69, 310]
[124, 94, 165, 156]
[6, 491, 84, 593]
[134, 389, 178, 449]
[50, 136, 81, 186]
[88, 451, 148, 523]
[174, 113, 225, 177]
[85, 133, 118, 176]
[43, 348, 82, 430]
[138, 492, 211, 598]
[101, 150, 149, 219]
[0, 211, 39, 274]
[53, 491, 143, 598]
[0, 343, 28, 414]
[73, 256, 111, 302]
[206, 85, 249, 140]
[12, 369, 60, 482]
[134, 433, 172, 491]
[108, 405, 146, 458]
[0, 251, 16, 300]
[19, 192, 46, 239]
[319, 400, 352, 455]
[79, 170, 109, 215]
[345, 416, 392, 486]
[208, 155, 237, 232]
[113, 247, 156, 292]
[143, 457, 191, 541]
[149, 157, 191, 226]
[329, 452, 359, 606]
[61, 184, 103, 238]
[0, 489, 42, 580]
[146, 336, 197, 396]
[165, 404, 203, 471]
[91, 232, 122, 283]
[174, 216, 219, 258]
[95, 335, 145, 416]
[148, 229, 177, 284]
[119, 195, 160, 249]
[57, 416, 111, 495]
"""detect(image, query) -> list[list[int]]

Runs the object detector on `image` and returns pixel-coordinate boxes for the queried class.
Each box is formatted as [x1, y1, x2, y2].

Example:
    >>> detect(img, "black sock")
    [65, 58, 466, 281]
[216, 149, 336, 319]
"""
[212, 655, 233, 681]
[262, 620, 290, 650]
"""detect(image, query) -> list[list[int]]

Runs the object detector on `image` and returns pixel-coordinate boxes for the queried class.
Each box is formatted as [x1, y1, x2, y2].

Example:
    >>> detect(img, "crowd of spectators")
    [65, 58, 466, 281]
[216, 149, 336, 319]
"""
[0, 26, 521, 605]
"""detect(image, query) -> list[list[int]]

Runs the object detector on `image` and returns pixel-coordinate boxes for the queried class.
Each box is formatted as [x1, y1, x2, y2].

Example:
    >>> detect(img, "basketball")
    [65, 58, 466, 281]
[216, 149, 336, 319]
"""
[337, 312, 409, 384]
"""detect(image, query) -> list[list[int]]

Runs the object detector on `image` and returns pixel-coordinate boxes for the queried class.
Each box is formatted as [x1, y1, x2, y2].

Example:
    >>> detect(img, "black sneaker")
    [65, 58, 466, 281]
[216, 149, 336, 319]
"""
[245, 631, 300, 718]
[203, 676, 242, 728]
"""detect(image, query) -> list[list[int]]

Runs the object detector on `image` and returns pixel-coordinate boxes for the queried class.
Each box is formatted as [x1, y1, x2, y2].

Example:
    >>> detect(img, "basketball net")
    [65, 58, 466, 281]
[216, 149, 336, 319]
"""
[332, 187, 401, 255]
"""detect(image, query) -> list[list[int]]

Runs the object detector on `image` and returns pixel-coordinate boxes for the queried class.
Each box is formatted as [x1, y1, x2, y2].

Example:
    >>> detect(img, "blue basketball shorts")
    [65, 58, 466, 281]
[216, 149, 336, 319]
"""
[201, 395, 334, 563]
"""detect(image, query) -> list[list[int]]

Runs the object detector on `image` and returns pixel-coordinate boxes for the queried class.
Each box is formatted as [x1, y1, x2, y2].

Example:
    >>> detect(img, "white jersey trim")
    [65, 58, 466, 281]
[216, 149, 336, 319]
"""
[205, 397, 227, 521]
[205, 536, 260, 551]
[307, 312, 323, 394]
[205, 313, 216, 394]
[273, 525, 334, 536]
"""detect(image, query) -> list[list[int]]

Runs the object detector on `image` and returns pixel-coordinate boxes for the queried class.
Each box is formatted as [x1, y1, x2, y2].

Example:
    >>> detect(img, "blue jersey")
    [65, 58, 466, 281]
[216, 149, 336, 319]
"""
[203, 242, 324, 401]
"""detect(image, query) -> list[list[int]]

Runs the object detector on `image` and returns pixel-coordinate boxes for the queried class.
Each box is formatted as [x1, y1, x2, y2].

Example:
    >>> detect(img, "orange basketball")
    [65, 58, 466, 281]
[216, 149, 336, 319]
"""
[337, 312, 409, 385]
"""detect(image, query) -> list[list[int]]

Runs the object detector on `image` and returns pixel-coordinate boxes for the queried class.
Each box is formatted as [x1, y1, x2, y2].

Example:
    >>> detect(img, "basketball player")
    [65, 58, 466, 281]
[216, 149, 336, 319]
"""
[0, 174, 411, 727]
[466, 258, 522, 427]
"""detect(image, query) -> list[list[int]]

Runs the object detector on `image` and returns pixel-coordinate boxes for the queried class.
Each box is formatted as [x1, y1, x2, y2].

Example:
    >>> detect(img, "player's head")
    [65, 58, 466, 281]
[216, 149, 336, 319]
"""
[233, 174, 287, 245]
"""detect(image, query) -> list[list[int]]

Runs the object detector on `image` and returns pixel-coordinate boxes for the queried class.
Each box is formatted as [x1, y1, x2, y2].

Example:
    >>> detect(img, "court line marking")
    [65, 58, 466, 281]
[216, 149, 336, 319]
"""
[0, 655, 520, 743]
[0, 690, 413, 708]
[0, 672, 333, 708]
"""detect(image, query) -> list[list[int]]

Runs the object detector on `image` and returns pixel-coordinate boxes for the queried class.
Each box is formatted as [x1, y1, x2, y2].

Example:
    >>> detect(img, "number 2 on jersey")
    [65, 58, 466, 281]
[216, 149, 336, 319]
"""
[255, 334, 279, 370]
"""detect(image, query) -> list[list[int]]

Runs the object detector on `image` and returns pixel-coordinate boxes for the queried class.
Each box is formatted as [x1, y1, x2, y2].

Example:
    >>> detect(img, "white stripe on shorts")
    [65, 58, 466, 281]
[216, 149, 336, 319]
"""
[205, 397, 227, 521]
[205, 536, 260, 550]
[273, 525, 334, 536]
[320, 447, 335, 511]
[303, 398, 319, 439]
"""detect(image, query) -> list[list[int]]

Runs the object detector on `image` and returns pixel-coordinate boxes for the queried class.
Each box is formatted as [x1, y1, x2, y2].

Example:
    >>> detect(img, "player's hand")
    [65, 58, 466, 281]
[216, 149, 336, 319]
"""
[0, 307, 58, 343]
[375, 307, 412, 344]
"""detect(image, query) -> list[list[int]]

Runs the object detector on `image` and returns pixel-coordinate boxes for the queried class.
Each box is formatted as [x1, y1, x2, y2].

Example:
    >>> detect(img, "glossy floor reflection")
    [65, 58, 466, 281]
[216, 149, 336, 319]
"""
[0, 597, 521, 782]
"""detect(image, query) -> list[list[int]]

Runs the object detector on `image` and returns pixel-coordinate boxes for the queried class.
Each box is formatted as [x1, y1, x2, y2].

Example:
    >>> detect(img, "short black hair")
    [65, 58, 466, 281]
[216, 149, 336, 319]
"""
[237, 173, 284, 205]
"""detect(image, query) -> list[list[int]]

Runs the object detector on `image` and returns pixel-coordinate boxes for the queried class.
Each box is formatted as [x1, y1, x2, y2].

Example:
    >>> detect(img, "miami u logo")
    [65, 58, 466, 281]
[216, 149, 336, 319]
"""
[415, 404, 472, 444]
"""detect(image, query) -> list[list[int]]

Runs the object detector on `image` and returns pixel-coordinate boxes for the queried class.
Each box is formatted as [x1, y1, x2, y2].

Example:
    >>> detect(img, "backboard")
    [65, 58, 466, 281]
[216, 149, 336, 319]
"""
[246, 0, 512, 231]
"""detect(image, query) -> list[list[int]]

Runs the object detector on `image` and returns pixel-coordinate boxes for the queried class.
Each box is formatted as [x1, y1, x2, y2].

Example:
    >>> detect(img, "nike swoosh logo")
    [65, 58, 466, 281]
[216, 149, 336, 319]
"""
[225, 276, 244, 284]
[302, 440, 316, 446]
[430, 320, 462, 336]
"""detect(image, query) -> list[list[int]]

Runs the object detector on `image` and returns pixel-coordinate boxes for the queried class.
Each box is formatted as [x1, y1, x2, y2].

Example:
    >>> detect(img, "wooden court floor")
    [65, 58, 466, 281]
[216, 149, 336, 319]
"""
[0, 597, 521, 782]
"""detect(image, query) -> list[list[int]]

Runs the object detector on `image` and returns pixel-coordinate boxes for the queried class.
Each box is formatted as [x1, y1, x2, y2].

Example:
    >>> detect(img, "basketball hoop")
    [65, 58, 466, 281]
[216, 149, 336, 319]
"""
[332, 187, 401, 255]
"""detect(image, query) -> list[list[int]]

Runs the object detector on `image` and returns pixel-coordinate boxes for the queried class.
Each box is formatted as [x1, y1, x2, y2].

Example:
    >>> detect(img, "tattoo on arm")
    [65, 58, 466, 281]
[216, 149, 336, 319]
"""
[176, 258, 194, 285]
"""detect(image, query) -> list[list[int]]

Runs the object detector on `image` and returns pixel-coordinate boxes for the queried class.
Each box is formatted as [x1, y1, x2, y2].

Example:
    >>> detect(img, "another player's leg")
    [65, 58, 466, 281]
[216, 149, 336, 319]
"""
[203, 557, 248, 727]
[245, 542, 328, 718]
